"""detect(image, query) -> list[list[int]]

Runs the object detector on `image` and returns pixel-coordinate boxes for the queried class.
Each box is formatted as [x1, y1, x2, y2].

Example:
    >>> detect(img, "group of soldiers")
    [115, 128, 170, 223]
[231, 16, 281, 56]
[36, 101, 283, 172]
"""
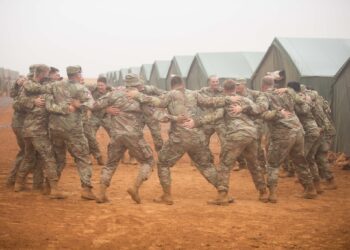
[5, 64, 338, 205]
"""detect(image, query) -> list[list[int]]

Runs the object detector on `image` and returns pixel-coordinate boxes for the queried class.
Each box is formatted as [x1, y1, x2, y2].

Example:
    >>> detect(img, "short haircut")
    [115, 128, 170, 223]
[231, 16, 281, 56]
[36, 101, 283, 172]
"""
[170, 75, 184, 88]
[35, 64, 50, 77]
[261, 75, 274, 87]
[49, 66, 59, 74]
[279, 70, 286, 79]
[287, 81, 301, 93]
[207, 75, 218, 84]
[97, 76, 107, 84]
[223, 79, 236, 91]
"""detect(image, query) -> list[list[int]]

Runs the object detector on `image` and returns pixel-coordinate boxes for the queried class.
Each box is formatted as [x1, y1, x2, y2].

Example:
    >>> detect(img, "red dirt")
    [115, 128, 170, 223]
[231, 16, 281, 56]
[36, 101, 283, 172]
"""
[0, 100, 349, 249]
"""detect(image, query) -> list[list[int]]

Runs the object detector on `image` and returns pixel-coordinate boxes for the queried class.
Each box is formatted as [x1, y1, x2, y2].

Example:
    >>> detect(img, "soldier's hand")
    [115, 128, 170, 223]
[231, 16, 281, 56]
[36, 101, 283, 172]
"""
[71, 99, 81, 108]
[126, 89, 139, 99]
[16, 77, 26, 86]
[230, 103, 243, 114]
[182, 118, 195, 129]
[305, 94, 312, 104]
[280, 109, 292, 118]
[275, 88, 287, 95]
[176, 114, 188, 123]
[106, 106, 121, 116]
[34, 96, 45, 108]
[229, 96, 241, 103]
[68, 104, 76, 113]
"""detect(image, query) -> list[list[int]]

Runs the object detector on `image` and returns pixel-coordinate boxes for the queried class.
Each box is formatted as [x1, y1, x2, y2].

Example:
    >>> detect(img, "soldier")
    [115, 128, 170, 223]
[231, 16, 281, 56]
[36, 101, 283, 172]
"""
[93, 73, 155, 204]
[260, 75, 316, 203]
[25, 65, 96, 200]
[128, 76, 235, 205]
[48, 66, 63, 81]
[183, 79, 268, 204]
[13, 64, 65, 199]
[235, 78, 268, 171]
[198, 75, 226, 162]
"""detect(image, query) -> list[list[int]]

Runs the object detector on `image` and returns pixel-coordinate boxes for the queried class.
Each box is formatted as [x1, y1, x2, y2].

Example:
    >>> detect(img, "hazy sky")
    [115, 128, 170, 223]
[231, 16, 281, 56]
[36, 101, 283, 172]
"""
[0, 0, 349, 77]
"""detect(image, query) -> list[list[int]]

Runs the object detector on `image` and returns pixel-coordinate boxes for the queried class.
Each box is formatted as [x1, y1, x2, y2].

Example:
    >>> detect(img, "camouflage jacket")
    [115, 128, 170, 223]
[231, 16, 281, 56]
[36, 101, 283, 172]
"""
[198, 86, 225, 127]
[140, 85, 166, 117]
[90, 86, 113, 121]
[10, 81, 28, 128]
[93, 89, 145, 136]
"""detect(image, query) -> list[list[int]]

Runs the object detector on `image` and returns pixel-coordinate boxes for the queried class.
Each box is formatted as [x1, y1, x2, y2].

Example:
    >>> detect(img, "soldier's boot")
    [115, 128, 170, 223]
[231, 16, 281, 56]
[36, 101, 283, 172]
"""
[14, 177, 25, 192]
[96, 184, 109, 203]
[127, 177, 143, 204]
[5, 179, 15, 189]
[268, 186, 277, 203]
[49, 181, 67, 199]
[153, 186, 173, 205]
[323, 178, 337, 190]
[42, 179, 51, 195]
[207, 191, 230, 206]
[81, 186, 96, 200]
[258, 188, 269, 203]
[303, 184, 317, 199]
[96, 156, 105, 166]
[129, 156, 138, 165]
[313, 181, 324, 194]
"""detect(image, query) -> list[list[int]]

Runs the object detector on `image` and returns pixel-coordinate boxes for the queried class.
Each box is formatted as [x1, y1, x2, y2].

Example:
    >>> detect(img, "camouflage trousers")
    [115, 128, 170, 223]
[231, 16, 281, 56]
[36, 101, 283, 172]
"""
[157, 132, 218, 191]
[83, 122, 102, 159]
[203, 123, 226, 163]
[218, 136, 266, 192]
[267, 129, 313, 188]
[17, 136, 57, 183]
[237, 131, 266, 169]
[50, 129, 93, 188]
[304, 132, 322, 182]
[144, 115, 163, 152]
[100, 133, 154, 187]
[7, 127, 43, 188]
[309, 134, 334, 181]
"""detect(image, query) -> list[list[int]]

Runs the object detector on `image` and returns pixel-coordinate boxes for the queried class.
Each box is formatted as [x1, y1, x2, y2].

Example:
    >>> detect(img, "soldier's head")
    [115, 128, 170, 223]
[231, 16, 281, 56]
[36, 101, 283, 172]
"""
[223, 79, 236, 95]
[97, 76, 108, 93]
[267, 69, 286, 88]
[261, 75, 274, 92]
[235, 78, 247, 94]
[34, 64, 50, 83]
[287, 81, 301, 93]
[49, 66, 62, 81]
[67, 65, 82, 82]
[124, 73, 143, 90]
[28, 64, 39, 80]
[170, 75, 185, 90]
[207, 75, 220, 90]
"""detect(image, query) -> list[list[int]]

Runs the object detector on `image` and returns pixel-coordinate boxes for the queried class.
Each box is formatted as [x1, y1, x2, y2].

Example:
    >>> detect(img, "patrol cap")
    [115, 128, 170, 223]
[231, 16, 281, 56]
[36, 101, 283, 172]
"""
[66, 65, 82, 75]
[124, 73, 142, 87]
[29, 64, 40, 74]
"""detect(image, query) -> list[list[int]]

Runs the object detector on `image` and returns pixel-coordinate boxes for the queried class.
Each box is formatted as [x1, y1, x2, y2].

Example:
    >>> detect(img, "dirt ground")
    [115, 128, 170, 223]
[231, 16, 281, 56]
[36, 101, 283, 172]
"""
[0, 99, 349, 250]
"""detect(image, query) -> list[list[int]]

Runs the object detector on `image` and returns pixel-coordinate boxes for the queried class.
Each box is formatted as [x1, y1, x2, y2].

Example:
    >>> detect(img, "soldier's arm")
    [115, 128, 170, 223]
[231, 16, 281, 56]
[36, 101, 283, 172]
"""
[16, 88, 35, 111]
[24, 81, 53, 95]
[45, 94, 71, 114]
[194, 108, 224, 127]
[134, 92, 170, 108]
[195, 92, 229, 108]
[144, 85, 166, 96]
[93, 92, 121, 110]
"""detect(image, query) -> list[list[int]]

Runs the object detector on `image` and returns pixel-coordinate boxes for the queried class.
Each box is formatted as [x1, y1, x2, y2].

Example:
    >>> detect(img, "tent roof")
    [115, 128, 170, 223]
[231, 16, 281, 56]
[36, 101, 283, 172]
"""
[141, 64, 153, 80]
[173, 55, 194, 76]
[154, 60, 171, 78]
[129, 67, 140, 75]
[195, 52, 264, 78]
[275, 37, 350, 77]
[119, 68, 129, 79]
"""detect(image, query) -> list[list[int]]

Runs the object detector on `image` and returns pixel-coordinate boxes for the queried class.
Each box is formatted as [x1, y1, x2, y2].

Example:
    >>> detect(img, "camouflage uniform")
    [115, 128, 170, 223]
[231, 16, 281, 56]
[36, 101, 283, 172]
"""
[198, 87, 226, 162]
[140, 85, 166, 152]
[195, 94, 267, 200]
[134, 89, 231, 202]
[262, 88, 315, 200]
[93, 85, 154, 203]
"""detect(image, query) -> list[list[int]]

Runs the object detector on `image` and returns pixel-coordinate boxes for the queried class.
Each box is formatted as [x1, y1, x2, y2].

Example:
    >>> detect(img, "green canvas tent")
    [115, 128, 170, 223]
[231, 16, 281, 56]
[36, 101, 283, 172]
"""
[140, 64, 153, 85]
[186, 52, 264, 90]
[118, 68, 129, 86]
[149, 60, 171, 89]
[128, 67, 140, 75]
[331, 58, 350, 156]
[166, 55, 194, 90]
[250, 37, 350, 101]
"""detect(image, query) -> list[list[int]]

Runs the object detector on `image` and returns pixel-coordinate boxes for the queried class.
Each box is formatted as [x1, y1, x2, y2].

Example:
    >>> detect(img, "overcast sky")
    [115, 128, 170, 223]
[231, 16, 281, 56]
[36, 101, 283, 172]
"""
[0, 0, 349, 77]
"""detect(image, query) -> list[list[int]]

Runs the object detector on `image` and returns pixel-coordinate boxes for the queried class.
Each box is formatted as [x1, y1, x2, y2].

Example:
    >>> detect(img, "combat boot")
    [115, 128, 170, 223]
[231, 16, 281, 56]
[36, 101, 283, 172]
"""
[258, 188, 269, 203]
[49, 181, 67, 199]
[14, 177, 25, 192]
[96, 156, 104, 166]
[42, 180, 51, 195]
[81, 186, 96, 200]
[207, 191, 230, 205]
[303, 184, 317, 199]
[313, 181, 324, 194]
[96, 184, 109, 203]
[153, 186, 173, 205]
[323, 178, 337, 190]
[268, 186, 277, 203]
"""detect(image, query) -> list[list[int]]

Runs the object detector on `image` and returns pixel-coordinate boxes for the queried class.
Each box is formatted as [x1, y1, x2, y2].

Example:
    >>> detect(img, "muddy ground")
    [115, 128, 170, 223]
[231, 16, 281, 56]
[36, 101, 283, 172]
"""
[0, 99, 349, 249]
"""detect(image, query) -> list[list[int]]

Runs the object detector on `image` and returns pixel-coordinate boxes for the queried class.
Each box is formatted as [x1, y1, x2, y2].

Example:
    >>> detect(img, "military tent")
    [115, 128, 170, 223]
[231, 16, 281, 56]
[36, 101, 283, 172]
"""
[186, 52, 264, 90]
[149, 60, 171, 89]
[250, 37, 350, 101]
[140, 64, 153, 84]
[118, 68, 129, 86]
[128, 67, 140, 75]
[166, 55, 194, 90]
